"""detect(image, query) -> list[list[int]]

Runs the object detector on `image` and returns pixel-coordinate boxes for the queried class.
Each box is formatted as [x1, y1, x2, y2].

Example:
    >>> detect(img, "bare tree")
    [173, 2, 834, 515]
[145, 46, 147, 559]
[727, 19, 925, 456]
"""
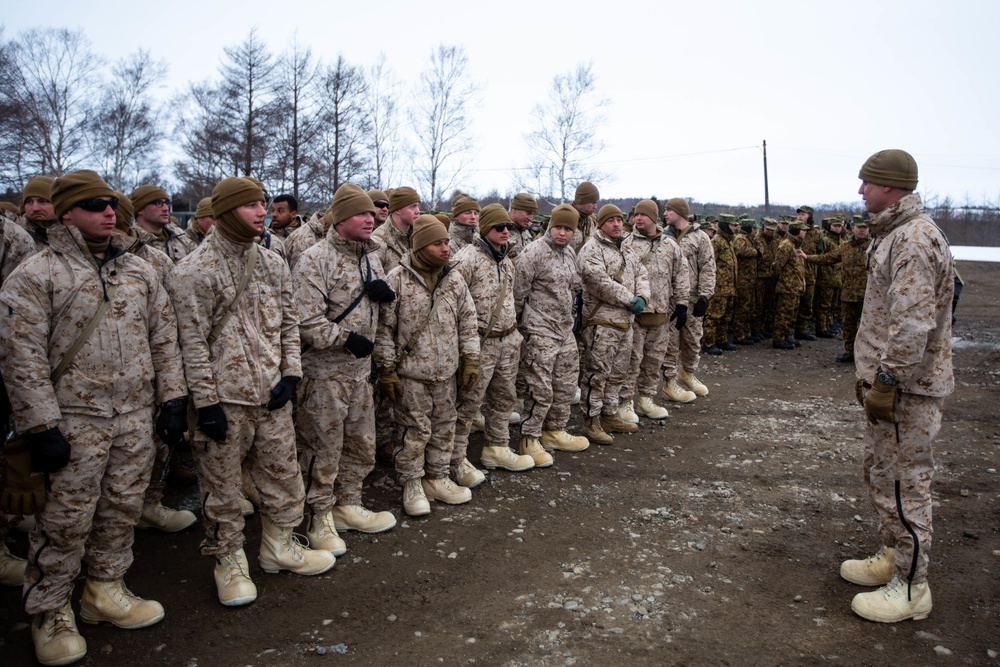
[172, 83, 234, 203]
[218, 27, 279, 179]
[270, 36, 321, 200]
[309, 55, 370, 204]
[362, 54, 405, 190]
[0, 27, 102, 180]
[88, 50, 168, 192]
[410, 45, 478, 209]
[524, 62, 609, 203]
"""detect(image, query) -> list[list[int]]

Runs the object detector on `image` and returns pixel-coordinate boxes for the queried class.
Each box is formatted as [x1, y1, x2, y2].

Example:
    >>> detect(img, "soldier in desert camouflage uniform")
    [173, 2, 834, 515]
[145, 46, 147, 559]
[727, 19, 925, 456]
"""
[506, 193, 538, 259]
[167, 177, 334, 608]
[570, 181, 600, 254]
[17, 175, 58, 252]
[843, 150, 953, 624]
[0, 171, 187, 665]
[130, 184, 198, 262]
[293, 184, 398, 555]
[448, 195, 480, 253]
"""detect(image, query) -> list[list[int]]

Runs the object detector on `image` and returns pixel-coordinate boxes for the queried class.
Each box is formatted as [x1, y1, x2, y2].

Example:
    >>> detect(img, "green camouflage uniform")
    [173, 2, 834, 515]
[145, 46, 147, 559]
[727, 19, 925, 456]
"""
[703, 229, 737, 348]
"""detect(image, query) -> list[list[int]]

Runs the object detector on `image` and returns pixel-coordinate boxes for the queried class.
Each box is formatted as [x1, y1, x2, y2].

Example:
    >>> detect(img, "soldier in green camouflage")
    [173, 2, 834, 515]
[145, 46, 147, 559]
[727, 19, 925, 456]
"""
[732, 218, 759, 344]
[702, 214, 738, 354]
[771, 222, 807, 349]
[754, 219, 779, 337]
[814, 217, 845, 338]
[793, 206, 824, 340]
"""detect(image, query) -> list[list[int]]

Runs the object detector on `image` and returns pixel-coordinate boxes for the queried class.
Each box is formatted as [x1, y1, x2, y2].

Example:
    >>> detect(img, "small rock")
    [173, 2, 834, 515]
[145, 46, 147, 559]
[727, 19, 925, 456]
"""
[315, 644, 348, 655]
[101, 645, 113, 655]
[448, 552, 458, 559]
[387, 614, 397, 622]
[564, 600, 580, 610]
[960, 488, 970, 497]
[322, 619, 333, 626]
[915, 630, 943, 641]
[987, 648, 997, 658]
[853, 515, 864, 522]
[987, 468, 996, 474]
[963, 530, 979, 540]
[933, 645, 952, 656]
[793, 595, 803, 603]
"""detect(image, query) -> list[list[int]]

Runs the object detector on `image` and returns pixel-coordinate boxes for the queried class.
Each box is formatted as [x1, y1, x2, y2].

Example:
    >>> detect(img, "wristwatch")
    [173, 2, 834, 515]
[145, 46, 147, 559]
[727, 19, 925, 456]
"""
[876, 370, 898, 387]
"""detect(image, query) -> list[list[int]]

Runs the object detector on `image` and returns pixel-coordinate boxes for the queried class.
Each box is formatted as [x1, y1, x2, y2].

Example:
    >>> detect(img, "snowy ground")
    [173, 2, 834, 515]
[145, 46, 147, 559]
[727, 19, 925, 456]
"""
[952, 245, 1000, 262]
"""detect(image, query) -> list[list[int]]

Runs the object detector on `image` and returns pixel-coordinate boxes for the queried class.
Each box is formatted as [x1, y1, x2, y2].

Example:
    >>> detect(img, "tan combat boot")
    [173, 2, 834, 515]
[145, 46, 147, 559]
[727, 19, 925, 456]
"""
[137, 502, 197, 533]
[32, 603, 87, 666]
[214, 549, 257, 607]
[618, 399, 639, 424]
[422, 477, 472, 505]
[0, 541, 27, 587]
[582, 417, 614, 445]
[330, 505, 397, 533]
[840, 546, 895, 586]
[851, 574, 932, 623]
[601, 413, 639, 434]
[540, 430, 590, 452]
[79, 578, 165, 629]
[635, 396, 669, 420]
[403, 479, 431, 516]
[238, 492, 255, 517]
[306, 511, 347, 556]
[481, 446, 535, 471]
[662, 377, 697, 403]
[451, 458, 487, 488]
[517, 437, 553, 468]
[259, 516, 336, 575]
[677, 368, 709, 396]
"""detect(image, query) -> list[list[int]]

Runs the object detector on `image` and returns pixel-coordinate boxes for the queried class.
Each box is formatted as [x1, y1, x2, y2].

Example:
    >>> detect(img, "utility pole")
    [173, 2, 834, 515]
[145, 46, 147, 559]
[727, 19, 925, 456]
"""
[763, 140, 770, 217]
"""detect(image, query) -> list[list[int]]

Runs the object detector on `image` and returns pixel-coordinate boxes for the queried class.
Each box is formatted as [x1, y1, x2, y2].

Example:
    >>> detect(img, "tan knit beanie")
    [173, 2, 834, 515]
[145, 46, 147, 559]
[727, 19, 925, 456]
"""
[452, 195, 481, 217]
[330, 183, 377, 225]
[574, 181, 600, 205]
[858, 149, 918, 190]
[113, 191, 134, 231]
[478, 203, 511, 235]
[597, 204, 624, 225]
[548, 204, 579, 231]
[664, 198, 690, 220]
[633, 199, 659, 222]
[20, 175, 55, 213]
[195, 197, 214, 218]
[130, 184, 169, 212]
[367, 189, 389, 203]
[389, 186, 420, 212]
[51, 170, 116, 219]
[411, 214, 449, 251]
[510, 193, 538, 212]
[212, 177, 265, 218]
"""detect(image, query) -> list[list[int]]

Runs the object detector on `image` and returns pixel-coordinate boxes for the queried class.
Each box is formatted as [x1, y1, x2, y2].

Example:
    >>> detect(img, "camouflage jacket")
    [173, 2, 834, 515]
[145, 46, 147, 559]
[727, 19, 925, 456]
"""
[270, 215, 303, 240]
[855, 194, 953, 397]
[166, 231, 301, 409]
[22, 218, 58, 252]
[621, 228, 690, 314]
[285, 215, 325, 270]
[183, 223, 207, 247]
[507, 227, 535, 260]
[375, 255, 479, 382]
[816, 232, 843, 288]
[134, 222, 198, 263]
[294, 224, 384, 382]
[448, 222, 477, 253]
[452, 238, 519, 338]
[1, 217, 36, 285]
[124, 233, 174, 282]
[754, 233, 778, 279]
[772, 237, 805, 296]
[570, 212, 597, 255]
[711, 231, 738, 298]
[371, 219, 410, 274]
[258, 230, 286, 262]
[667, 225, 716, 301]
[513, 234, 580, 341]
[577, 229, 650, 330]
[800, 226, 825, 283]
[733, 232, 757, 290]
[0, 225, 185, 430]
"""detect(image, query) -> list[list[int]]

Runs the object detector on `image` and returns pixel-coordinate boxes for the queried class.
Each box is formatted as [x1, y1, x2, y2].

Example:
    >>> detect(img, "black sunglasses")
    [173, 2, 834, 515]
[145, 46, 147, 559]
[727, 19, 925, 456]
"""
[76, 197, 119, 213]
[374, 201, 389, 209]
[492, 223, 516, 232]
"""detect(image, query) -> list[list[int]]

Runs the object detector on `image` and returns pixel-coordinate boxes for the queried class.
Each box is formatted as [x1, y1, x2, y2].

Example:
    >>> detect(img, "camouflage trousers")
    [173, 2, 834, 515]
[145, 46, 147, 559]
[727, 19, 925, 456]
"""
[580, 324, 633, 418]
[773, 291, 801, 342]
[814, 280, 838, 333]
[394, 377, 457, 483]
[24, 408, 154, 614]
[622, 321, 671, 401]
[662, 313, 703, 378]
[703, 295, 734, 348]
[861, 391, 943, 583]
[841, 300, 864, 354]
[795, 280, 817, 333]
[756, 277, 777, 334]
[191, 402, 304, 558]
[454, 331, 522, 463]
[143, 429, 168, 506]
[519, 334, 579, 438]
[295, 374, 376, 513]
[733, 280, 756, 341]
[375, 386, 399, 464]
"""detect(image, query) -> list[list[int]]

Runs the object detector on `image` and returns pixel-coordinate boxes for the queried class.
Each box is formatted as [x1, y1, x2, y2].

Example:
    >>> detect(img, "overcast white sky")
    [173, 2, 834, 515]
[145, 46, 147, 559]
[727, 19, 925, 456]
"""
[5, 0, 999, 207]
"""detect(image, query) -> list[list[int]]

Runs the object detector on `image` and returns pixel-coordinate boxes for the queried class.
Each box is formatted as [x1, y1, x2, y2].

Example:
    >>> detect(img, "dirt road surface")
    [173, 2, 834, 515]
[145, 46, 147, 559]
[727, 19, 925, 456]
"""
[2, 262, 997, 666]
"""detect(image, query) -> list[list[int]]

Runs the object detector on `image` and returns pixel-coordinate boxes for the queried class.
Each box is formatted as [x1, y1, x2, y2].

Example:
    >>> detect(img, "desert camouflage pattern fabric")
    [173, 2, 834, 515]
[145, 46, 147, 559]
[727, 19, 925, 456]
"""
[1, 217, 36, 284]
[514, 234, 580, 341]
[134, 222, 198, 263]
[855, 194, 954, 397]
[0, 225, 185, 431]
[577, 229, 650, 332]
[284, 215, 325, 270]
[507, 227, 534, 259]
[166, 231, 301, 409]
[448, 222, 476, 253]
[622, 228, 691, 314]
[258, 229, 286, 262]
[393, 377, 457, 482]
[371, 219, 410, 274]
[518, 334, 579, 437]
[569, 212, 597, 255]
[668, 225, 716, 301]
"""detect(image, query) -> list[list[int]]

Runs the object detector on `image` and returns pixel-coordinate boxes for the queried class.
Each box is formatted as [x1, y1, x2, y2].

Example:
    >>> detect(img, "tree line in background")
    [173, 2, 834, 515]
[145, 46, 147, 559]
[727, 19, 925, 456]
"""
[1, 25, 997, 245]
[0, 25, 605, 212]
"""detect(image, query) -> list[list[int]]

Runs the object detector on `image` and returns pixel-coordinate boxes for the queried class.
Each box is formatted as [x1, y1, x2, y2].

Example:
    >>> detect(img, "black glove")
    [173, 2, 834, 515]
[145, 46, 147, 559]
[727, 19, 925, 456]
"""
[155, 398, 188, 446]
[669, 303, 688, 330]
[344, 331, 375, 358]
[366, 279, 396, 303]
[756, 248, 763, 258]
[198, 403, 229, 442]
[28, 427, 71, 473]
[693, 296, 709, 317]
[267, 376, 300, 411]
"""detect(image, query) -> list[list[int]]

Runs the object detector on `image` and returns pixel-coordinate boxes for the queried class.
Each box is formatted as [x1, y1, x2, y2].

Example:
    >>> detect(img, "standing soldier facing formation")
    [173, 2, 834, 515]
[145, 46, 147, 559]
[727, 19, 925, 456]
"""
[702, 214, 739, 355]
[771, 221, 808, 350]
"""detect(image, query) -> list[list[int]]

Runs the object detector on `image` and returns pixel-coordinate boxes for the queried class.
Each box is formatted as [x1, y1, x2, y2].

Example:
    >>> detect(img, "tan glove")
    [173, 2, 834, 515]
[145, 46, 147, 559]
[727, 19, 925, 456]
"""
[1, 436, 46, 515]
[378, 367, 402, 403]
[864, 377, 897, 424]
[854, 379, 865, 408]
[460, 356, 479, 392]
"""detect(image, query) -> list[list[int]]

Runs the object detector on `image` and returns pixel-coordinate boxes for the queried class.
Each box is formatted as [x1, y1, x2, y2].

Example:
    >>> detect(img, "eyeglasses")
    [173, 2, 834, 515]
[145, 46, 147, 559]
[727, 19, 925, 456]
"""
[150, 199, 171, 208]
[76, 197, 119, 213]
[374, 201, 389, 209]
[492, 223, 516, 232]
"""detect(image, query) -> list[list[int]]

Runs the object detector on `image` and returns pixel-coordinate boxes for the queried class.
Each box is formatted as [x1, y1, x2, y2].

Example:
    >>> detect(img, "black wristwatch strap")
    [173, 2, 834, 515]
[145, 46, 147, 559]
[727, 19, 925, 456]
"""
[876, 370, 898, 387]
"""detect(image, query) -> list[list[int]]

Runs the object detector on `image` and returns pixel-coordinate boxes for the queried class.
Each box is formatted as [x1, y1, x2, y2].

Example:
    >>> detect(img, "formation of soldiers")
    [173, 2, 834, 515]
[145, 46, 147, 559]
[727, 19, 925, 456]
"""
[0, 172, 874, 666]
